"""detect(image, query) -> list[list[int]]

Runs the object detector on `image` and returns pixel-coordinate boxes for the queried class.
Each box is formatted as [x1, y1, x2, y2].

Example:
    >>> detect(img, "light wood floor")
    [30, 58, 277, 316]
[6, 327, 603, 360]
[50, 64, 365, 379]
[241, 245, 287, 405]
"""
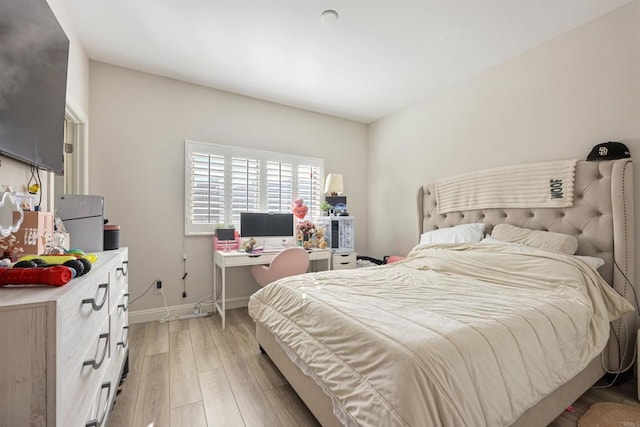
[110, 307, 638, 427]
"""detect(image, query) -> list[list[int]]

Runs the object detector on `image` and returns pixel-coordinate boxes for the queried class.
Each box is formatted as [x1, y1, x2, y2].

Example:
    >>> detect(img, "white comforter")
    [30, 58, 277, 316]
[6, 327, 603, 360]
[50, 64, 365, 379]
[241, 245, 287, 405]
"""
[248, 243, 633, 427]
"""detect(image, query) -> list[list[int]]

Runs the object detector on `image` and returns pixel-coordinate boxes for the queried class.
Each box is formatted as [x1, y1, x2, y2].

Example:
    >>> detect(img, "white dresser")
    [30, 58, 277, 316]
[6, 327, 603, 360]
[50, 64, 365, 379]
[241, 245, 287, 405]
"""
[0, 248, 129, 427]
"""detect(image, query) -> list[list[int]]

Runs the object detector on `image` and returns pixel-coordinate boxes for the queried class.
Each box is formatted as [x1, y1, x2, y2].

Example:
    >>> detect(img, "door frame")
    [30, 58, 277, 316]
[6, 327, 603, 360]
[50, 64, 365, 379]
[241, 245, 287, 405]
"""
[48, 102, 89, 208]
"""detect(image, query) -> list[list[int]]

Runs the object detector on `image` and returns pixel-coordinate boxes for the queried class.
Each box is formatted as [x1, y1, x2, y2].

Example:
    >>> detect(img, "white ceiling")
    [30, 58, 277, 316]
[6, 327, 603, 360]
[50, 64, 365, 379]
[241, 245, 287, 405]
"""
[52, 0, 629, 123]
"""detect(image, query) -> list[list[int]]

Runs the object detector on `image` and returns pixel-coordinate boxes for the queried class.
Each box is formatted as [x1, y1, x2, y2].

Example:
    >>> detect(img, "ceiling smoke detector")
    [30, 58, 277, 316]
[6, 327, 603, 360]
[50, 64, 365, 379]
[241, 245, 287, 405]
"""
[320, 9, 339, 24]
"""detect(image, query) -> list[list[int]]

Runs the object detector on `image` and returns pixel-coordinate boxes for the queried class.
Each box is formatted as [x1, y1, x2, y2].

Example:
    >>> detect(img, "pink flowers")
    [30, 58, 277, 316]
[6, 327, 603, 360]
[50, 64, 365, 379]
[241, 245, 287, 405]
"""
[296, 220, 316, 236]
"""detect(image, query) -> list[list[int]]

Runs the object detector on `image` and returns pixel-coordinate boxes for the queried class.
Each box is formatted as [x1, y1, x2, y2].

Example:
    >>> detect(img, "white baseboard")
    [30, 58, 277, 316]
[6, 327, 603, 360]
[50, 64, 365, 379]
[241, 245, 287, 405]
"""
[129, 297, 250, 324]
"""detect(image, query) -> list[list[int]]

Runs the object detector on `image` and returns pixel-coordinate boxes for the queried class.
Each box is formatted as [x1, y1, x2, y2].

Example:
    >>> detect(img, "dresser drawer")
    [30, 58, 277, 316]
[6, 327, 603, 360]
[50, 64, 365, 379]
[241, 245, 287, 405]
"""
[111, 291, 129, 374]
[58, 271, 110, 380]
[332, 252, 357, 270]
[59, 318, 111, 425]
[222, 252, 277, 267]
[82, 375, 114, 427]
[109, 255, 128, 313]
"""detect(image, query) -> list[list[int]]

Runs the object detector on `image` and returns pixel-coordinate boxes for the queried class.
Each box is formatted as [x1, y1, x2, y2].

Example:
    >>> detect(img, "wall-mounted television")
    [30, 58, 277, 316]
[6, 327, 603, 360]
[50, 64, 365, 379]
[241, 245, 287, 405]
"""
[240, 212, 294, 238]
[0, 0, 69, 174]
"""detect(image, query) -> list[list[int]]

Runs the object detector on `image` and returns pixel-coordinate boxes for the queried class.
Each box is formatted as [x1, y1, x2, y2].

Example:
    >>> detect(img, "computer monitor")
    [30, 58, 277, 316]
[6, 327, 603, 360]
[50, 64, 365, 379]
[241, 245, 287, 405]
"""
[215, 228, 236, 241]
[240, 212, 294, 237]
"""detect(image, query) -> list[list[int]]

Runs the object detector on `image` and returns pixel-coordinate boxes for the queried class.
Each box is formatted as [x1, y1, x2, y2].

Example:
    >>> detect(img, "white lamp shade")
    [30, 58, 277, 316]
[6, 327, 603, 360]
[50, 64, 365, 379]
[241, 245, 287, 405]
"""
[324, 173, 344, 195]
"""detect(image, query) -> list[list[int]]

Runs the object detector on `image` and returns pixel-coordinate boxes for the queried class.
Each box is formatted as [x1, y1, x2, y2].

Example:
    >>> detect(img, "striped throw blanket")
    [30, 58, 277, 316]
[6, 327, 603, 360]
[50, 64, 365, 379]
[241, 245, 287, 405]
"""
[435, 159, 577, 214]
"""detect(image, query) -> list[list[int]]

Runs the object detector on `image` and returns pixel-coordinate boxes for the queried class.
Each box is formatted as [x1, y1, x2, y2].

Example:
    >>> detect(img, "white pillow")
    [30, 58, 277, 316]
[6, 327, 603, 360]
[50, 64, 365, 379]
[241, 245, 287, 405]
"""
[574, 255, 605, 271]
[420, 223, 485, 245]
[479, 236, 512, 245]
[491, 223, 579, 255]
[481, 237, 604, 270]
[481, 236, 604, 270]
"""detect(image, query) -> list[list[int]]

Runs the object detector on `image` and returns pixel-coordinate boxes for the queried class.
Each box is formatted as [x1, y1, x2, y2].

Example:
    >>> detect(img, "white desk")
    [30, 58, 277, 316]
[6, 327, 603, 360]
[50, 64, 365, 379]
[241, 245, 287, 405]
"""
[213, 248, 331, 328]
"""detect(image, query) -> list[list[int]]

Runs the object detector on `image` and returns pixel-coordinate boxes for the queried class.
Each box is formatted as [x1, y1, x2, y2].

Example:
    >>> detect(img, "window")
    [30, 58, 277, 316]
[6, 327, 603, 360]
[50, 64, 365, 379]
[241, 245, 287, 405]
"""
[185, 140, 324, 235]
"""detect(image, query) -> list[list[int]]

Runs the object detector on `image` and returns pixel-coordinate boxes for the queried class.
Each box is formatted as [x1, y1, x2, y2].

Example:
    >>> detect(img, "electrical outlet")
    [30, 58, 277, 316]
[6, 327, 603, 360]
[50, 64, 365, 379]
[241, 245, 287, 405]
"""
[156, 280, 162, 289]
[182, 253, 187, 260]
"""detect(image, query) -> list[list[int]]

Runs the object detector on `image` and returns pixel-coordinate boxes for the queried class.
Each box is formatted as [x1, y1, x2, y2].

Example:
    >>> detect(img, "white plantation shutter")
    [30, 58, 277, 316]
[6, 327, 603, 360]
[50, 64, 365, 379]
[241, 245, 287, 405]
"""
[185, 140, 324, 235]
[230, 157, 261, 227]
[266, 161, 293, 213]
[297, 164, 323, 218]
[189, 152, 225, 227]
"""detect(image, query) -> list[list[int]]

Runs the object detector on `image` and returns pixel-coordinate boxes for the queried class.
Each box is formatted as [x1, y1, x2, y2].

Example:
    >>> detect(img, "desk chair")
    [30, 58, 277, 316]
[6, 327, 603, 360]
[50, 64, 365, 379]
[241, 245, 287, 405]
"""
[251, 247, 310, 287]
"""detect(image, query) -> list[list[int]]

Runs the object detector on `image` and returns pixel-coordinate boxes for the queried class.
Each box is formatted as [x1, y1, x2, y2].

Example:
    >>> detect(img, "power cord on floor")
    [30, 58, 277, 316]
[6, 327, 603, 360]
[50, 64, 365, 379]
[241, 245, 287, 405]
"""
[158, 289, 177, 324]
[595, 317, 634, 388]
[129, 279, 177, 323]
[197, 293, 214, 305]
[599, 260, 640, 379]
[189, 293, 215, 315]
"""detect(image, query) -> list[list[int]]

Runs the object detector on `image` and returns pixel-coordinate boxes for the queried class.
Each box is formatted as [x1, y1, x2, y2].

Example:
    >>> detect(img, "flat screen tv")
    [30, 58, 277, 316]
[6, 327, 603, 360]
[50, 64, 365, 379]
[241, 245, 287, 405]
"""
[240, 212, 294, 238]
[0, 0, 69, 174]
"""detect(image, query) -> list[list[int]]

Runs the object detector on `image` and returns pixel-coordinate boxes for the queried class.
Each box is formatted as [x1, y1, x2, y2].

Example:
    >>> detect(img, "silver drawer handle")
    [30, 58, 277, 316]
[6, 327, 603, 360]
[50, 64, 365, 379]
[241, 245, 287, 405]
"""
[117, 326, 129, 348]
[117, 260, 129, 277]
[118, 293, 130, 312]
[82, 283, 109, 311]
[83, 332, 109, 370]
[85, 381, 111, 427]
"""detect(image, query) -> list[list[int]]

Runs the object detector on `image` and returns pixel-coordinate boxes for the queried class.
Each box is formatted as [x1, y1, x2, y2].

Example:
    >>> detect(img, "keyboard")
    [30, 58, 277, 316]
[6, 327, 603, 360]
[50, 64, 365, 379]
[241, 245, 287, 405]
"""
[261, 248, 284, 253]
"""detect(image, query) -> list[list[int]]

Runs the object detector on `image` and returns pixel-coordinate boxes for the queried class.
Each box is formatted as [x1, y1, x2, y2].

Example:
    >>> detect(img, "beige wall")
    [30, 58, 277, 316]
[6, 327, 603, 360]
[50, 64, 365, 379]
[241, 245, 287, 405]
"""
[47, 0, 90, 115]
[6, 0, 639, 316]
[88, 62, 369, 313]
[368, 1, 640, 259]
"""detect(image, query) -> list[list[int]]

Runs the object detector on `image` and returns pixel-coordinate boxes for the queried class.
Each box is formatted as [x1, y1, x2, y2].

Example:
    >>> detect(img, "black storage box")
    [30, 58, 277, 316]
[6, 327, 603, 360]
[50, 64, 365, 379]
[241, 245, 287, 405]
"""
[103, 224, 120, 250]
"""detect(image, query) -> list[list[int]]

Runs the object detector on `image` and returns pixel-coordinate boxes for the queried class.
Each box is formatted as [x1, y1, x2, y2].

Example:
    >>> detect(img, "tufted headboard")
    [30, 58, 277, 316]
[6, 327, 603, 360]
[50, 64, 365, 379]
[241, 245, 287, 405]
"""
[417, 159, 635, 370]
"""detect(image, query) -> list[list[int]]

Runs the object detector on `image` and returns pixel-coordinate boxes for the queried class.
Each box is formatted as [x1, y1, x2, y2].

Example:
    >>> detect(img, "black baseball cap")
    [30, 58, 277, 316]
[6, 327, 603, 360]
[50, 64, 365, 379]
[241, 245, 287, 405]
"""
[587, 142, 630, 161]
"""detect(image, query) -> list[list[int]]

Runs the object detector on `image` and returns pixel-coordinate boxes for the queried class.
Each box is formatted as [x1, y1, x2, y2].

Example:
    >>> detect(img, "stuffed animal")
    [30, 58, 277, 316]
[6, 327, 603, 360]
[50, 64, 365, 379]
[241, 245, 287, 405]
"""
[242, 237, 257, 252]
[315, 227, 328, 249]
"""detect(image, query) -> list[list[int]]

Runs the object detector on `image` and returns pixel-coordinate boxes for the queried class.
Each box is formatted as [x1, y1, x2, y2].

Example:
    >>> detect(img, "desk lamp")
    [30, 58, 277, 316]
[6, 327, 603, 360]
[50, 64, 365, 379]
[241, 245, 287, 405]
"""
[324, 174, 348, 215]
[324, 173, 343, 196]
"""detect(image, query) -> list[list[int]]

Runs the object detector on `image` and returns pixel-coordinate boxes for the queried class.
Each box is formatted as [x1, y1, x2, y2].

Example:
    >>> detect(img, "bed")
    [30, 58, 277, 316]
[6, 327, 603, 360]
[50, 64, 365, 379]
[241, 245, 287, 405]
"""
[248, 158, 635, 426]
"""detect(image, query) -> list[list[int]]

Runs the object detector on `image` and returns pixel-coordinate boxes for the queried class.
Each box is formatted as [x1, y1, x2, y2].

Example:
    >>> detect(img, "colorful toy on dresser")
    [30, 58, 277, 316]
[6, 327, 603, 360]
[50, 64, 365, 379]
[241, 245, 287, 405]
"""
[0, 249, 97, 287]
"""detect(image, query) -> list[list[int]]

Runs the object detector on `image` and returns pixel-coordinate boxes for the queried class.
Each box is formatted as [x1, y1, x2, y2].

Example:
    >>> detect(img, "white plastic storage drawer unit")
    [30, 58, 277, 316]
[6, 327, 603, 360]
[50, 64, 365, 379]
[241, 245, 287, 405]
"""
[332, 252, 357, 270]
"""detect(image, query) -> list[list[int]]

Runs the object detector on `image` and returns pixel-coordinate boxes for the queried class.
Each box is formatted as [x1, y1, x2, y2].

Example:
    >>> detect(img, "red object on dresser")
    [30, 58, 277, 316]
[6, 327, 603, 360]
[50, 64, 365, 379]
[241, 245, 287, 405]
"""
[0, 266, 73, 286]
